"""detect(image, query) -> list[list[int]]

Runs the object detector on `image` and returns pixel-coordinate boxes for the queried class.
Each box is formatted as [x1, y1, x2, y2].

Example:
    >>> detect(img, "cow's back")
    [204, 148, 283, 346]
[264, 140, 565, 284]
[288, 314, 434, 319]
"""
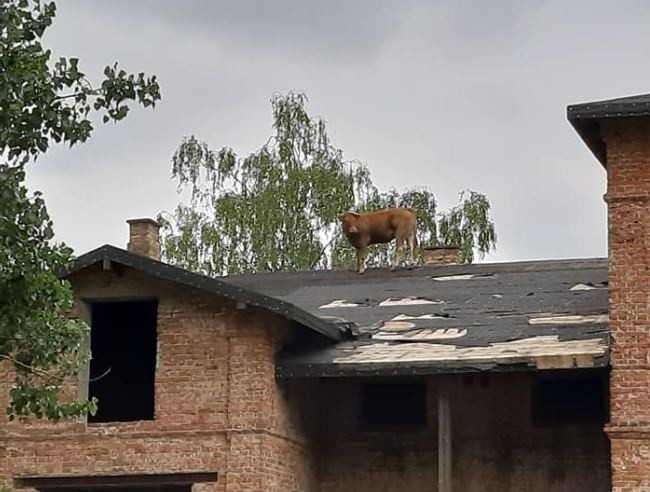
[362, 208, 415, 244]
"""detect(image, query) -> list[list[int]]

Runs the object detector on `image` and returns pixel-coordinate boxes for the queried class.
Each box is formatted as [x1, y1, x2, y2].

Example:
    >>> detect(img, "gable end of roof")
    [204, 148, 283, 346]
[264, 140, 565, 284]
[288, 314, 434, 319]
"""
[63, 245, 346, 341]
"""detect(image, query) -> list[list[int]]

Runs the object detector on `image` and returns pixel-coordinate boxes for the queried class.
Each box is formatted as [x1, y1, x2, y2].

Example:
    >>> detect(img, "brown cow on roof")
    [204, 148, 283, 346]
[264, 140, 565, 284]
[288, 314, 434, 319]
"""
[340, 207, 418, 274]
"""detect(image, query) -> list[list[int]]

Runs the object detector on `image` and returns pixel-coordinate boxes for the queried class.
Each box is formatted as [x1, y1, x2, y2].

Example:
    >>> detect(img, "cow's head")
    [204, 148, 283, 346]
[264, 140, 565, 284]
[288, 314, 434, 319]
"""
[339, 211, 361, 234]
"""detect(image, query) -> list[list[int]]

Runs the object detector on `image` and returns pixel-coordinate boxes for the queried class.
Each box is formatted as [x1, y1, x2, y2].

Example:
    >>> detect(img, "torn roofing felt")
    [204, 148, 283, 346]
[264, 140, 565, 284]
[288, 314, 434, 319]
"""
[66, 246, 609, 376]
[568, 92, 650, 167]
[225, 258, 610, 377]
[63, 245, 346, 341]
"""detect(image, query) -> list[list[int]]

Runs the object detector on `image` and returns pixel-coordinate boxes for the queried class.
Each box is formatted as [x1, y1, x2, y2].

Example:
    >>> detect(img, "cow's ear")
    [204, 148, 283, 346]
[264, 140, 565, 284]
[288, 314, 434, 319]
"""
[349, 211, 360, 218]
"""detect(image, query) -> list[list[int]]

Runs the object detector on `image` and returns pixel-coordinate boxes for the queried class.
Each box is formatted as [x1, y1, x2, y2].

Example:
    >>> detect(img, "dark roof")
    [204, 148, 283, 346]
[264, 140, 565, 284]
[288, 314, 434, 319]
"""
[65, 245, 346, 341]
[226, 258, 609, 377]
[568, 93, 650, 119]
[68, 246, 610, 377]
[567, 93, 650, 166]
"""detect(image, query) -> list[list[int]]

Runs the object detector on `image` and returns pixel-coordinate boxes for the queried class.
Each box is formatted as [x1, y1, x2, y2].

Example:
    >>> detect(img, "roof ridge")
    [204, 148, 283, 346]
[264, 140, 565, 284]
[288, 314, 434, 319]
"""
[221, 257, 608, 282]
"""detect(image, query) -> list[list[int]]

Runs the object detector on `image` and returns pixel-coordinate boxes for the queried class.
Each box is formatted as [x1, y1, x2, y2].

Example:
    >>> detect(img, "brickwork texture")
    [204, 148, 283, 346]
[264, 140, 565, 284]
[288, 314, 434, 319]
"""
[605, 120, 650, 491]
[0, 242, 615, 490]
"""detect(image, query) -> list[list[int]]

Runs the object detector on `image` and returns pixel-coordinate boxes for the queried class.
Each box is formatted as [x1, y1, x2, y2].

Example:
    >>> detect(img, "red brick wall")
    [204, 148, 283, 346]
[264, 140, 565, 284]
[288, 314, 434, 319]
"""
[318, 373, 610, 492]
[604, 120, 650, 491]
[0, 264, 611, 492]
[0, 265, 316, 492]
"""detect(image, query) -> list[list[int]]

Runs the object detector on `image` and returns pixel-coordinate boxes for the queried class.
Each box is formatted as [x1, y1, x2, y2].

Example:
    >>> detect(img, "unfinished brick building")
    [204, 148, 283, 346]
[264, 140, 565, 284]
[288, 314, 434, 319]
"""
[0, 92, 647, 491]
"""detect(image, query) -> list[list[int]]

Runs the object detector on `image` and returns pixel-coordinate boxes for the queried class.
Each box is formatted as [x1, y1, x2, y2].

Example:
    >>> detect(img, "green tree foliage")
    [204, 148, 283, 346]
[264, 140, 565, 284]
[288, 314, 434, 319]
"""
[161, 92, 496, 275]
[0, 0, 161, 421]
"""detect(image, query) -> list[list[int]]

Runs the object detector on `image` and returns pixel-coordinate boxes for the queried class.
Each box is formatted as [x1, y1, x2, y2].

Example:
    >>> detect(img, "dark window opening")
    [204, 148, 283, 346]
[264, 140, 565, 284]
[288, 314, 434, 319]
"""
[532, 374, 607, 426]
[359, 382, 427, 430]
[89, 300, 158, 423]
[463, 372, 491, 388]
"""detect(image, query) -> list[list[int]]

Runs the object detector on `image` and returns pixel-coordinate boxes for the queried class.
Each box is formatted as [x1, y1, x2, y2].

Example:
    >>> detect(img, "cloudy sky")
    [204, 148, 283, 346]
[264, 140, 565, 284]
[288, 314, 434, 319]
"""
[27, 0, 650, 263]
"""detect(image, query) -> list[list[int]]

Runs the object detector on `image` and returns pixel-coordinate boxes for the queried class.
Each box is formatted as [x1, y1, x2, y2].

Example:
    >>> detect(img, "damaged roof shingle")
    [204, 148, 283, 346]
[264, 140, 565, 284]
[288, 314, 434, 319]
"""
[226, 258, 609, 377]
[68, 246, 609, 377]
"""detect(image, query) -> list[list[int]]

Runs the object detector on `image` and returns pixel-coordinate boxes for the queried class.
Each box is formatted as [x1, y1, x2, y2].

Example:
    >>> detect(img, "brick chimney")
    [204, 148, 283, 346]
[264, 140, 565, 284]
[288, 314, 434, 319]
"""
[126, 218, 161, 261]
[569, 94, 650, 491]
[422, 246, 462, 266]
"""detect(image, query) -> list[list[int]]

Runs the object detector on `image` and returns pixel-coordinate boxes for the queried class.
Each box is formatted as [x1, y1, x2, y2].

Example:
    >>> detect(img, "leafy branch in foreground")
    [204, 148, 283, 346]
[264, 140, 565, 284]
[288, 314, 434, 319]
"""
[1, 0, 161, 421]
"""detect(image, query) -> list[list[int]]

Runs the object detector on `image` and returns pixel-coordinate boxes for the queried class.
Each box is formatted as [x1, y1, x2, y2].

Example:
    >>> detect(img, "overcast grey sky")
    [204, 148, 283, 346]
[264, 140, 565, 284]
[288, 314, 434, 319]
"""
[27, 0, 650, 263]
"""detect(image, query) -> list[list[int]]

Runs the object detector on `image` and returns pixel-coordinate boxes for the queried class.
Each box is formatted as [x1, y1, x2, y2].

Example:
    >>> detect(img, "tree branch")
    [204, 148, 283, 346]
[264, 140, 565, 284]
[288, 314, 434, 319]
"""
[89, 366, 111, 383]
[0, 354, 66, 382]
[310, 232, 339, 269]
[51, 88, 101, 103]
[0, 354, 95, 402]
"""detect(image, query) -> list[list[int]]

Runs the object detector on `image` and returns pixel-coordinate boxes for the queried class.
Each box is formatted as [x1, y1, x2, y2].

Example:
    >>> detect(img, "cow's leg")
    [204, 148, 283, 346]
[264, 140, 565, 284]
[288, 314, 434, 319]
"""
[357, 247, 368, 274]
[392, 236, 405, 271]
[406, 232, 416, 269]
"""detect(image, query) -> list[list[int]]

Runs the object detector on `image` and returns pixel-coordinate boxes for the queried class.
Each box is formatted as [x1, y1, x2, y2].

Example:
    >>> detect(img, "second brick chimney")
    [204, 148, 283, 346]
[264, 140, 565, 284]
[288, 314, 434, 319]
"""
[127, 218, 161, 261]
[422, 246, 462, 266]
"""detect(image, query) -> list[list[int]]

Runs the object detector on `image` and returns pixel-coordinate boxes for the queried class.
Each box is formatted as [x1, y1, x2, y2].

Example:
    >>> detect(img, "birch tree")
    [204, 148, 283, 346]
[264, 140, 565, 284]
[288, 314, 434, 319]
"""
[160, 92, 496, 275]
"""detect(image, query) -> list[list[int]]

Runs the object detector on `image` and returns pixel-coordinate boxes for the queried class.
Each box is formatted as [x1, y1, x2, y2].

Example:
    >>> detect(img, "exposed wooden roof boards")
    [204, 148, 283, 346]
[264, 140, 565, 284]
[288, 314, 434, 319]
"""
[226, 258, 609, 376]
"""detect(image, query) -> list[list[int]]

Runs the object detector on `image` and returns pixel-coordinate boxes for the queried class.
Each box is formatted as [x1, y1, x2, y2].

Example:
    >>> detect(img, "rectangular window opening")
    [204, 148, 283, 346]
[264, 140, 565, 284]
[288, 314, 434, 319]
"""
[359, 382, 427, 430]
[88, 300, 158, 423]
[532, 374, 607, 427]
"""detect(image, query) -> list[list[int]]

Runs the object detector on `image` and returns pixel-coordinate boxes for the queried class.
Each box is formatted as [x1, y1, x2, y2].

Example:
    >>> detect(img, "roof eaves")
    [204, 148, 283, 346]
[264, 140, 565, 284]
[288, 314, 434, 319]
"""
[63, 245, 345, 341]
[568, 104, 650, 120]
[567, 93, 650, 120]
[275, 353, 610, 378]
[567, 94, 650, 167]
[567, 114, 606, 167]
